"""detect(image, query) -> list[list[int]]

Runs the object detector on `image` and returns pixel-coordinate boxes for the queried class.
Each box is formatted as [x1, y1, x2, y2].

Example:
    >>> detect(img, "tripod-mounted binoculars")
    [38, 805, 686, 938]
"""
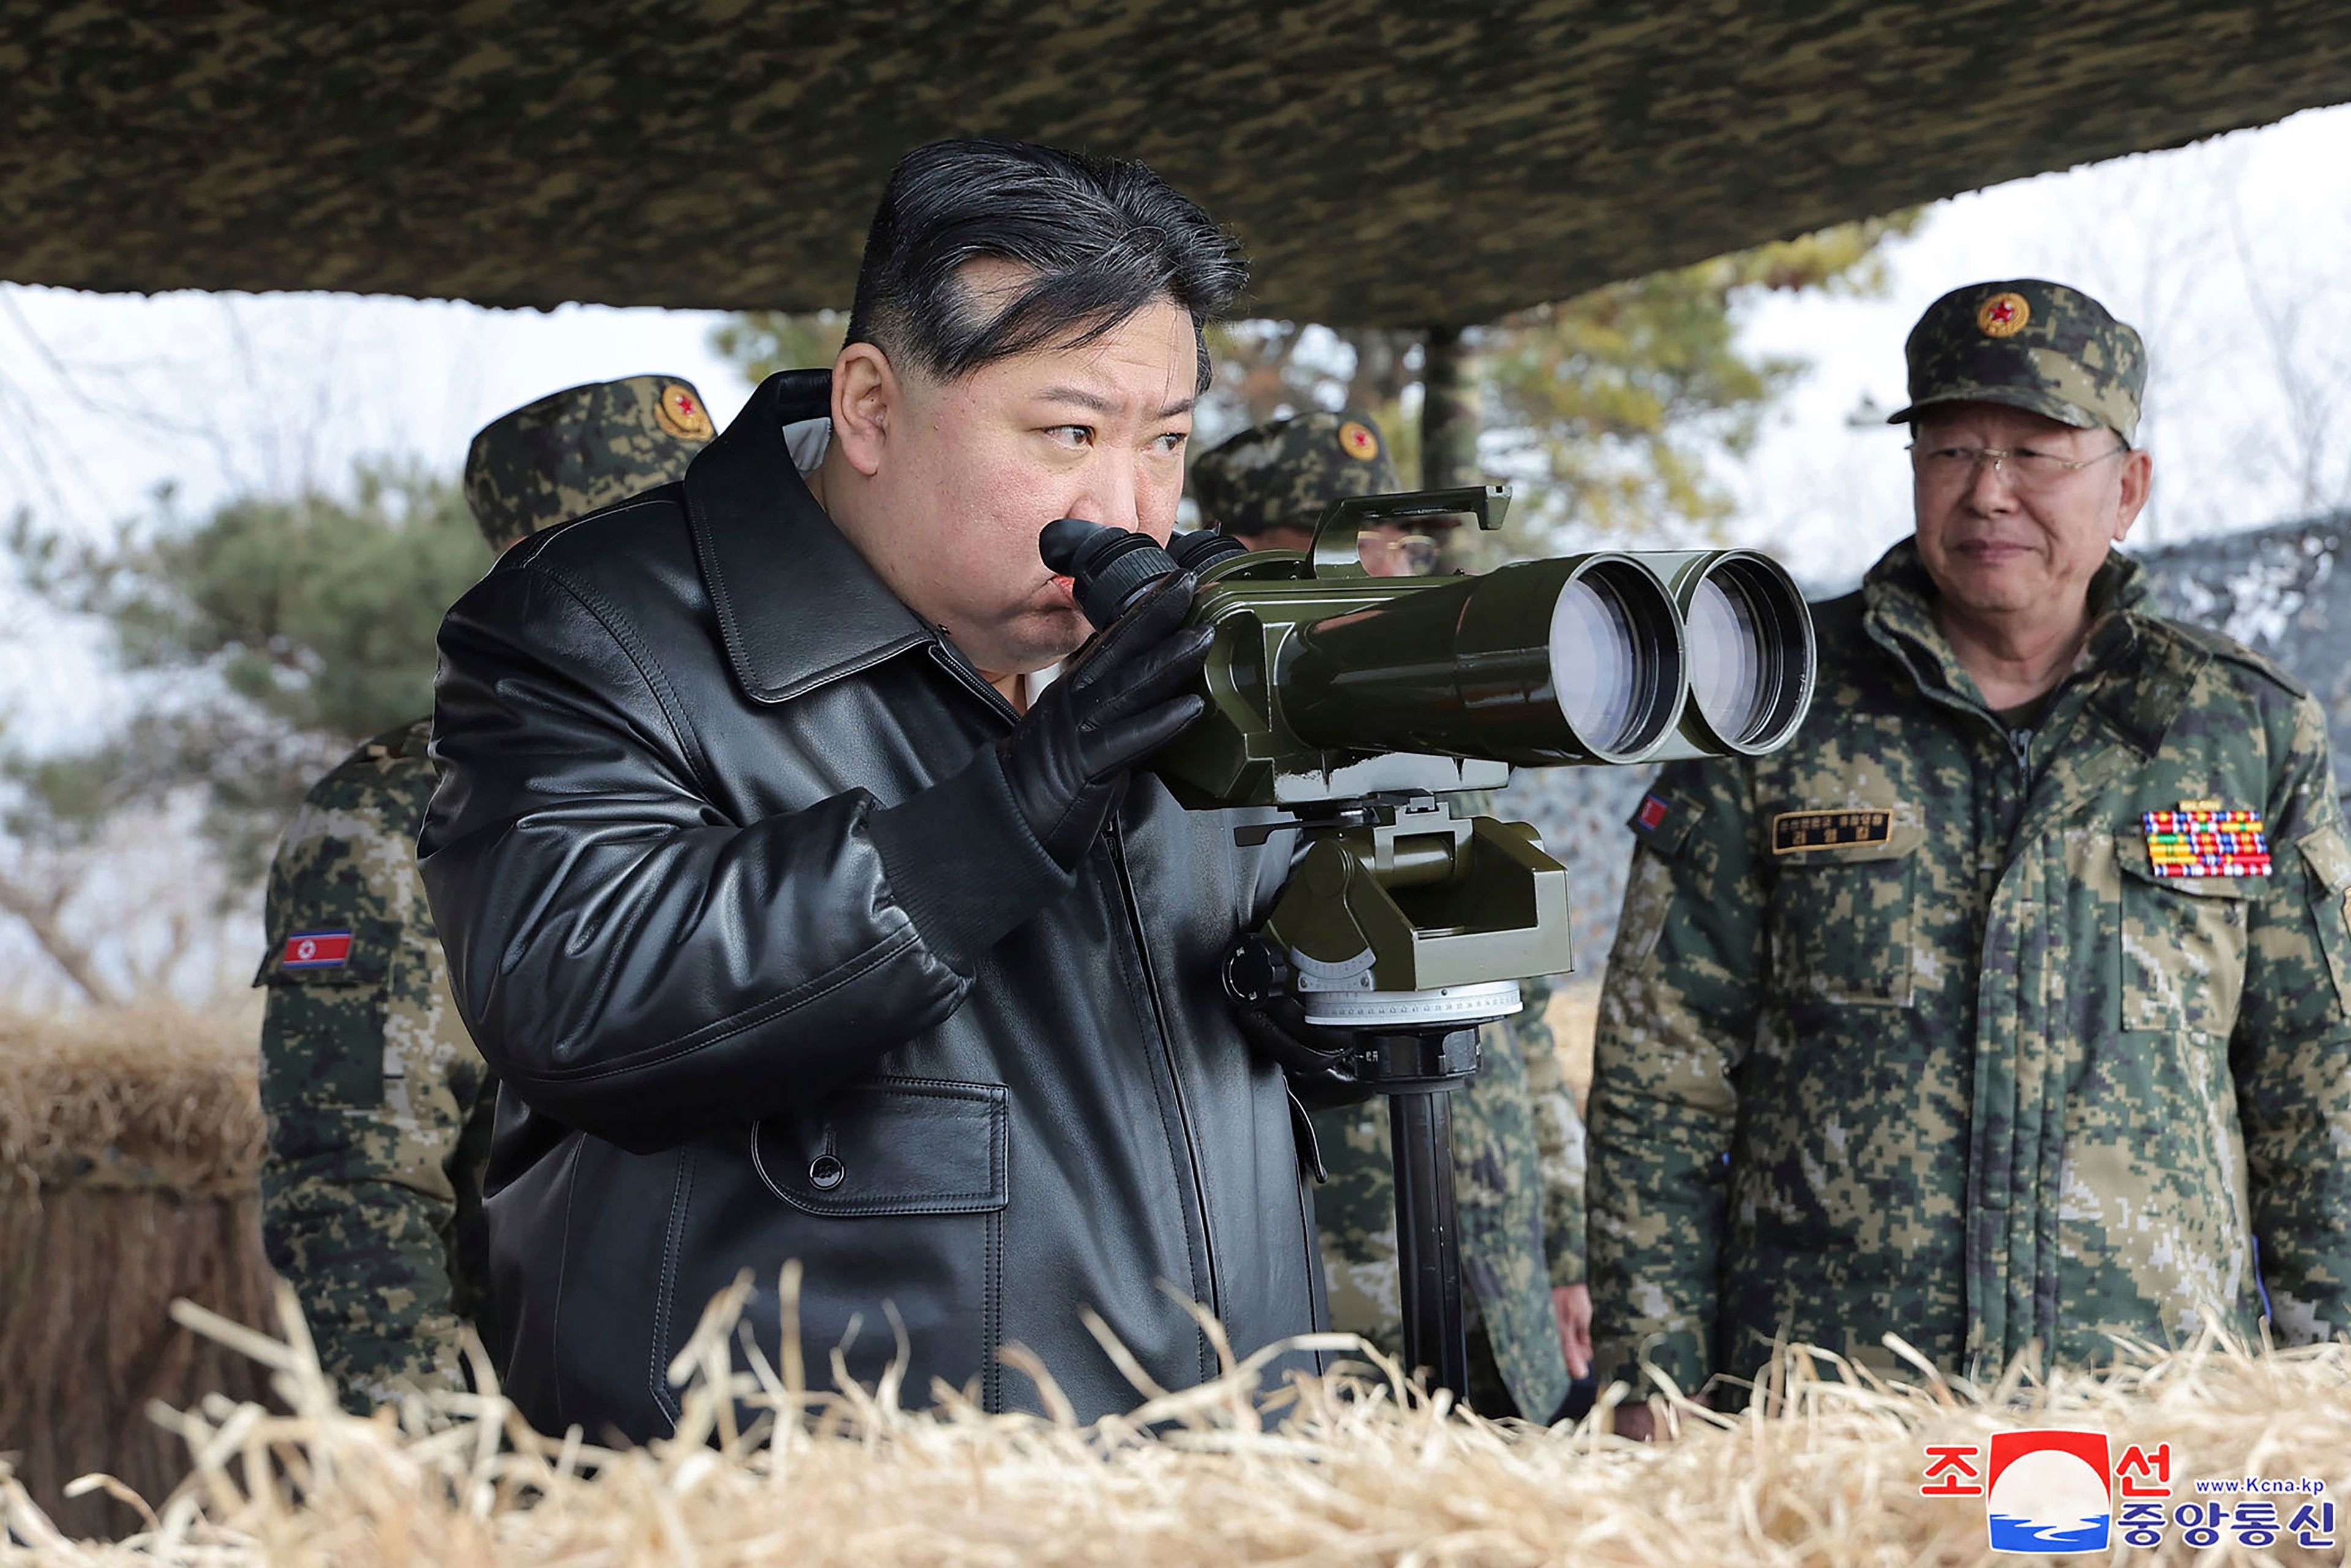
[1041, 487, 1816, 1402]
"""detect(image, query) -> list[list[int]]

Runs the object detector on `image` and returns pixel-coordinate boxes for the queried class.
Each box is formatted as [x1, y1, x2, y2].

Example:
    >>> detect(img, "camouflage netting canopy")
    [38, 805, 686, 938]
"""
[6, 2, 2351, 323]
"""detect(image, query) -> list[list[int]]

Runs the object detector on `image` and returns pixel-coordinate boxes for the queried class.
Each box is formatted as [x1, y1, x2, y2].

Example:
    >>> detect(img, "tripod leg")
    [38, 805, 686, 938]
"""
[1389, 1087, 1469, 1398]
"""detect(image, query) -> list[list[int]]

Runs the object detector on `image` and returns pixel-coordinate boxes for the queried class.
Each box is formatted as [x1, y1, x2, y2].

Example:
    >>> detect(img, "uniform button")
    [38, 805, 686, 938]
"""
[808, 1155, 846, 1191]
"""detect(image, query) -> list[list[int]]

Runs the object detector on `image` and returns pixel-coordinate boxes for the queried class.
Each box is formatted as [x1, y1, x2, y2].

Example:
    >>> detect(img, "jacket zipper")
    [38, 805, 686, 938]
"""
[1865, 613, 2074, 1359]
[1104, 814, 1225, 1334]
[926, 642, 1022, 724]
[1868, 628, 2053, 816]
[923, 640, 1227, 1349]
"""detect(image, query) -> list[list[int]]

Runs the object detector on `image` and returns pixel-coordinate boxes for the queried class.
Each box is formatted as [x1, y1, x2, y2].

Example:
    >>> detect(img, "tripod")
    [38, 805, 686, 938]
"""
[1349, 1024, 1482, 1397]
[1224, 795, 1551, 1401]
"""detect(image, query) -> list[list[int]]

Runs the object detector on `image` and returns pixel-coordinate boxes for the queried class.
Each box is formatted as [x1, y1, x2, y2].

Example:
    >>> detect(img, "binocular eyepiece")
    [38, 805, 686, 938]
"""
[1038, 518, 1176, 626]
[1039, 517, 1240, 627]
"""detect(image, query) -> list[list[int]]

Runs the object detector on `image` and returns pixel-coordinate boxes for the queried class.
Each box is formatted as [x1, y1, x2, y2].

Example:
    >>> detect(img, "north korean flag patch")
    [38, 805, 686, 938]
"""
[1635, 792, 1671, 833]
[281, 929, 353, 969]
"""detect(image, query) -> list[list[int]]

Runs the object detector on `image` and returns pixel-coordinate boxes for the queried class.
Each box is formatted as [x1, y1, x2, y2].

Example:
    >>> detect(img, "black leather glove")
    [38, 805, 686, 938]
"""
[1001, 568, 1212, 869]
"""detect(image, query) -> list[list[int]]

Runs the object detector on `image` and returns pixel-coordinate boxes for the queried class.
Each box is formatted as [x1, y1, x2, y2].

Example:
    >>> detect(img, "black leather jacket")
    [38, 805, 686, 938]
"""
[419, 371, 1325, 1440]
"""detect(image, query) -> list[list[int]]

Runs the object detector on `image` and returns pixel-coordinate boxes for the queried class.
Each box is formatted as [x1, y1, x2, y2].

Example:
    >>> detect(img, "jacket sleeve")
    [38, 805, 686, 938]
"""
[258, 791, 479, 1408]
[1513, 975, 1589, 1289]
[1586, 760, 1763, 1399]
[2232, 689, 2351, 1345]
[418, 564, 1073, 1155]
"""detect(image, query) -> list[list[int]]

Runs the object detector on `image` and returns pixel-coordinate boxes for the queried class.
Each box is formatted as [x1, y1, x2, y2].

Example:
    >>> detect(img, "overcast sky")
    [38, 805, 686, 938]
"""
[3, 102, 2349, 751]
[1730, 103, 2351, 587]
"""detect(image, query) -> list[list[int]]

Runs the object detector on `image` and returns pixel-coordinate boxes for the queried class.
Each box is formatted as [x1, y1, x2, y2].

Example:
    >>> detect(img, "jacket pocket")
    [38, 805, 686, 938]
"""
[255, 921, 401, 1108]
[1766, 821, 1922, 1007]
[2117, 838, 2253, 1035]
[737, 1078, 1011, 1411]
[2296, 824, 2351, 1016]
[751, 1076, 1009, 1215]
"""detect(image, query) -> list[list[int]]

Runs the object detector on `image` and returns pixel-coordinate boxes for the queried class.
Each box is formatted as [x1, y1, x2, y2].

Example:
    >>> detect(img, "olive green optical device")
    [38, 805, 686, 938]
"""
[1040, 486, 1815, 1401]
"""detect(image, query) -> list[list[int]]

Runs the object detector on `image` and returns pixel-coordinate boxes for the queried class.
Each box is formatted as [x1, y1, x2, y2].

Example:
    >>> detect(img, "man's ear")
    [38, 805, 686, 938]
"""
[2112, 447, 2154, 542]
[830, 341, 898, 478]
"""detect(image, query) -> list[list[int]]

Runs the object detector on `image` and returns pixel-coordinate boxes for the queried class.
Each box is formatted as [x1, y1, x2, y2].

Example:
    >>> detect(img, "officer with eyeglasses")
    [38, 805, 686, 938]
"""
[1589, 279, 2351, 1438]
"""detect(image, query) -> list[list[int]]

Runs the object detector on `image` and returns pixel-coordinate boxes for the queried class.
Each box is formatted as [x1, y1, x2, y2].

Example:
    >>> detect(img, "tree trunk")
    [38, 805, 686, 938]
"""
[1421, 326, 1495, 571]
[1420, 325, 1479, 490]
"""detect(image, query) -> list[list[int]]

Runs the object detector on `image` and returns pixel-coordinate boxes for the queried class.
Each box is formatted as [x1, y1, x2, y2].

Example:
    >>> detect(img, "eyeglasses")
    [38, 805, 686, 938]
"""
[1908, 440, 2128, 493]
[1362, 531, 1441, 576]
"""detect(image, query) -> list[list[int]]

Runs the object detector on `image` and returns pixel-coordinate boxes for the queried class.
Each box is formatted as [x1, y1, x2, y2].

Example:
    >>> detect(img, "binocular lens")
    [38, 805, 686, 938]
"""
[1542, 558, 1682, 760]
[1548, 575, 1643, 754]
[1665, 552, 1813, 756]
[1281, 554, 1677, 766]
[1687, 573, 1768, 745]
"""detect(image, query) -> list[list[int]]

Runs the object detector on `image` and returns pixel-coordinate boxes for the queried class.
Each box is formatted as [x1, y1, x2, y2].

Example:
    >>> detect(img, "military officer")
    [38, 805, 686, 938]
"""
[1588, 280, 2351, 1436]
[1192, 408, 1594, 1419]
[256, 374, 716, 1409]
[1187, 408, 1436, 571]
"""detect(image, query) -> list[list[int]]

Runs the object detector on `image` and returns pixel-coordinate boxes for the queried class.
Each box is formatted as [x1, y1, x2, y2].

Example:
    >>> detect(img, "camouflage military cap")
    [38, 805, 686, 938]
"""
[1190, 408, 1401, 536]
[1886, 279, 2146, 445]
[462, 375, 716, 550]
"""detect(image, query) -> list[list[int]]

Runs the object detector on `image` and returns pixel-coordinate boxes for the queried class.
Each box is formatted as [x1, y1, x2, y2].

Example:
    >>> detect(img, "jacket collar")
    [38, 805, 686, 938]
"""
[682, 369, 936, 705]
[1860, 536, 2193, 754]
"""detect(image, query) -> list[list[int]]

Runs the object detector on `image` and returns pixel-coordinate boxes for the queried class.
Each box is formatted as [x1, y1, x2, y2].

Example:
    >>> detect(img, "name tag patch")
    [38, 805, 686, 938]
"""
[281, 929, 353, 969]
[2143, 805, 2271, 878]
[1772, 809, 1892, 854]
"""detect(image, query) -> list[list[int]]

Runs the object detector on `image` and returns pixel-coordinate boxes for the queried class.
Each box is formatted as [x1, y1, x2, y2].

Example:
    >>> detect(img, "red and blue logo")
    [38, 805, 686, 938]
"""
[1926, 1431, 2330, 1552]
[1634, 792, 1671, 833]
[280, 929, 353, 970]
[1987, 1430, 2112, 1553]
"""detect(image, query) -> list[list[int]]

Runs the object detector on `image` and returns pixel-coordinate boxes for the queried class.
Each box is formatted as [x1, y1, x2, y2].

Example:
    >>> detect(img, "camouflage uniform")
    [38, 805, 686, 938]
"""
[1194, 411, 1585, 1419]
[1191, 407, 1400, 538]
[1589, 283, 2351, 1400]
[257, 375, 714, 1409]
[1883, 278, 2147, 445]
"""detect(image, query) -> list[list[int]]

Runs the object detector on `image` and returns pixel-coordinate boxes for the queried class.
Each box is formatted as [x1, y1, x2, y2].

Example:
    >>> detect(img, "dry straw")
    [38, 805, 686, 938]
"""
[5, 1270, 2347, 1568]
[0, 1006, 275, 1537]
[0, 1004, 264, 1195]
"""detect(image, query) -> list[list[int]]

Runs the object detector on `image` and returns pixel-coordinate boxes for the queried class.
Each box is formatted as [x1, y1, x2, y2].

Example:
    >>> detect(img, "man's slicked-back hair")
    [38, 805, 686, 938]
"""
[844, 138, 1247, 395]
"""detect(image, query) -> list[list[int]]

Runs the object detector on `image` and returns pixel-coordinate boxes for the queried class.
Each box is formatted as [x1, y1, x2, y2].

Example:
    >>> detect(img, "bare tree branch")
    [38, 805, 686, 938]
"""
[0, 864, 125, 1007]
